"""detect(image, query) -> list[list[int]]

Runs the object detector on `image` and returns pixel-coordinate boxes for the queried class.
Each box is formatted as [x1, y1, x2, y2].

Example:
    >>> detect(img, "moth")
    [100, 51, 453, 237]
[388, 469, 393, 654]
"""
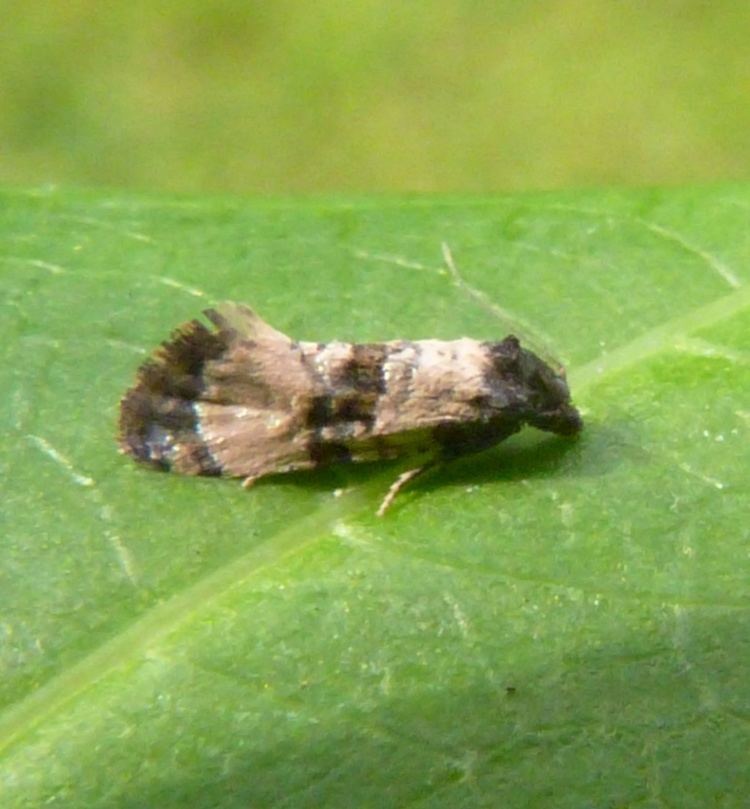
[118, 303, 583, 515]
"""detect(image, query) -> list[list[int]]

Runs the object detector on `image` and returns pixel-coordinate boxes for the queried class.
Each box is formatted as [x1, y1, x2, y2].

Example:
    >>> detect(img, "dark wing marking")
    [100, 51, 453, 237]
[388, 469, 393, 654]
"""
[119, 303, 320, 478]
[118, 317, 228, 474]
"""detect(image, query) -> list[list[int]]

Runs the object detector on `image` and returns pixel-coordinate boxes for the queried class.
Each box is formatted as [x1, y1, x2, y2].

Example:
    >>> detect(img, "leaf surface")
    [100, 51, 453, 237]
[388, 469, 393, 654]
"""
[1, 187, 748, 808]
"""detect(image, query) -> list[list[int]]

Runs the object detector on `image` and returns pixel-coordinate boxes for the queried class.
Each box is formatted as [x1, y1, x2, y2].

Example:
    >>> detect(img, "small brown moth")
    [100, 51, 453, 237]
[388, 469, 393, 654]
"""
[118, 303, 582, 515]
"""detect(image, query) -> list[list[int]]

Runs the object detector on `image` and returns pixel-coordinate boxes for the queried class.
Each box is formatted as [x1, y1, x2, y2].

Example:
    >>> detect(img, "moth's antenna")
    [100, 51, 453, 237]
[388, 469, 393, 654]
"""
[441, 242, 567, 370]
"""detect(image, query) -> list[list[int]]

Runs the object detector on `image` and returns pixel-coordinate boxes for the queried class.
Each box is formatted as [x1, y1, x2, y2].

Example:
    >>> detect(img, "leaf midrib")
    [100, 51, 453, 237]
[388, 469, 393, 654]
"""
[571, 283, 750, 391]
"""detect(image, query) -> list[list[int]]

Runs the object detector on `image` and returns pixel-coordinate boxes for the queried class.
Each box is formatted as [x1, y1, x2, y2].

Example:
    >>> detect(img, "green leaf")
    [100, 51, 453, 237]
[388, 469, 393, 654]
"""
[1, 186, 748, 808]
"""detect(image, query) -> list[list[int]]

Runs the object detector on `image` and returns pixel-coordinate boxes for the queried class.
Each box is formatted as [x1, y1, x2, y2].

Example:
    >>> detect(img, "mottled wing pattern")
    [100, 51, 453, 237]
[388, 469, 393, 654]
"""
[119, 304, 322, 479]
[297, 337, 517, 464]
[119, 302, 582, 488]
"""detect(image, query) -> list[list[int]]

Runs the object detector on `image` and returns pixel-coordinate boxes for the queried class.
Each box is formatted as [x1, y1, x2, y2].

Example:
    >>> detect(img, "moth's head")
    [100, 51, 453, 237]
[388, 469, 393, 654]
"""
[487, 336, 583, 436]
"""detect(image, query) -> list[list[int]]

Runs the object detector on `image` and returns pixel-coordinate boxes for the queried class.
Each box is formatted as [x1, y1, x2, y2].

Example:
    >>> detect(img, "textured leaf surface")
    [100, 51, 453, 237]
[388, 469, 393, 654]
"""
[1, 187, 748, 808]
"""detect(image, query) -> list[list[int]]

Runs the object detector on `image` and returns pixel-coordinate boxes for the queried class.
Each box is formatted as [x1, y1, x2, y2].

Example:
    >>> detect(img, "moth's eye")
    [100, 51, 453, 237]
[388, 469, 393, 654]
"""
[470, 394, 491, 409]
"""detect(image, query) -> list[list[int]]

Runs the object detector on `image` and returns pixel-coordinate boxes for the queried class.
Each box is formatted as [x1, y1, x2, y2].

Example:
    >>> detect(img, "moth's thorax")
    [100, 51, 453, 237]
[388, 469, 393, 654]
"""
[298, 337, 501, 429]
[389, 339, 492, 407]
[388, 338, 489, 379]
[301, 336, 489, 391]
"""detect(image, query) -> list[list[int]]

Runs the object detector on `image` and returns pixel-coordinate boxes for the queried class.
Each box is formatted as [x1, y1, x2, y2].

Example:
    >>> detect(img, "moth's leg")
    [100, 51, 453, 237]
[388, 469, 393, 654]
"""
[377, 464, 433, 517]
[241, 475, 259, 489]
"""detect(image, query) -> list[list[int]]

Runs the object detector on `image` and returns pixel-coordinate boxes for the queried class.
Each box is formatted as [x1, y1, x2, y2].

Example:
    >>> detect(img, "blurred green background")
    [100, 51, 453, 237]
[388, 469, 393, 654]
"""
[2, 0, 750, 194]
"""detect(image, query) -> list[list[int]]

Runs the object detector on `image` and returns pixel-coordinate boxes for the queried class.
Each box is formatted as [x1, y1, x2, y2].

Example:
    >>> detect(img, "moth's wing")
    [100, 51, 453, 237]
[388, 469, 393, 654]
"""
[303, 336, 523, 465]
[119, 303, 319, 478]
[200, 304, 313, 408]
[190, 402, 316, 479]
[205, 302, 292, 344]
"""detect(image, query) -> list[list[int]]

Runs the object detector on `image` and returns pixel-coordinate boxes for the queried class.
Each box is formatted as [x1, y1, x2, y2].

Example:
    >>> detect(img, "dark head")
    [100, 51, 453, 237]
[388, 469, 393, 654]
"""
[486, 336, 583, 436]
